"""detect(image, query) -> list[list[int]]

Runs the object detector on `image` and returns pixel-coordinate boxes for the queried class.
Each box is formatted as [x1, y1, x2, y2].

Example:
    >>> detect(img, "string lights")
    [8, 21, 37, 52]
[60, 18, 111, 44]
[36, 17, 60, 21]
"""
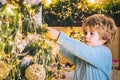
[0, 0, 61, 79]
[43, 0, 120, 26]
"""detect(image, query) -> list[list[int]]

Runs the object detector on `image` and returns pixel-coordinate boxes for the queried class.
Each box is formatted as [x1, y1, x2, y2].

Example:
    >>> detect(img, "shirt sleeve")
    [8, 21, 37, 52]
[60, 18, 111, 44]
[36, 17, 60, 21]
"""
[57, 32, 112, 73]
[60, 45, 76, 64]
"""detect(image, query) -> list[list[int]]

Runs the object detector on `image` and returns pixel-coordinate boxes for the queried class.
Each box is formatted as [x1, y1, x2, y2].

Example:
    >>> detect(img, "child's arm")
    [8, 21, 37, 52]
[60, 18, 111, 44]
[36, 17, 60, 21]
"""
[57, 32, 112, 73]
[46, 27, 112, 74]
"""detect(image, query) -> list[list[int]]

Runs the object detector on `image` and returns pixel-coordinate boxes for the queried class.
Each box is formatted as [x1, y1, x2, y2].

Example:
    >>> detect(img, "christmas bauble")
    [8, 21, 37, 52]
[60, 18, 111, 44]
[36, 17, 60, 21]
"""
[25, 63, 46, 80]
[0, 61, 10, 79]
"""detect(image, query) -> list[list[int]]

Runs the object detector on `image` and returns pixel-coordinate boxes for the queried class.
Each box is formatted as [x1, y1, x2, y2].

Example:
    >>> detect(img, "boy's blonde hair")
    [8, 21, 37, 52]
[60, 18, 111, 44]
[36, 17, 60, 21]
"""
[82, 14, 117, 46]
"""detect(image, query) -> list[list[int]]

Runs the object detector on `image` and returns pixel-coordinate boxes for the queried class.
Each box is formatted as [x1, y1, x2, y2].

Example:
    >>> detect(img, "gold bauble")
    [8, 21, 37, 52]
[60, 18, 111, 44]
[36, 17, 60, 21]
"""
[0, 61, 10, 80]
[25, 64, 46, 80]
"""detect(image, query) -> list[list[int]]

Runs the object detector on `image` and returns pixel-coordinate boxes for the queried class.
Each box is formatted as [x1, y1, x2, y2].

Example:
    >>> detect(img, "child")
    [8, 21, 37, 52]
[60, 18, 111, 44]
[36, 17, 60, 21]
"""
[46, 14, 117, 80]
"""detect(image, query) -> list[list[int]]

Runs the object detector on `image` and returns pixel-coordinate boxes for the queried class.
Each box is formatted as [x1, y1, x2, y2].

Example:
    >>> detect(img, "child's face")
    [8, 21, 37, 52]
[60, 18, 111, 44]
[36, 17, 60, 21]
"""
[83, 28, 105, 47]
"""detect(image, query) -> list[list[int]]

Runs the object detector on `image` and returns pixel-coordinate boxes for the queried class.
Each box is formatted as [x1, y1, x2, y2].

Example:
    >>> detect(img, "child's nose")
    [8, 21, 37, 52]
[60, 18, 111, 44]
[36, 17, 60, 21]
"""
[84, 33, 90, 40]
[85, 33, 89, 38]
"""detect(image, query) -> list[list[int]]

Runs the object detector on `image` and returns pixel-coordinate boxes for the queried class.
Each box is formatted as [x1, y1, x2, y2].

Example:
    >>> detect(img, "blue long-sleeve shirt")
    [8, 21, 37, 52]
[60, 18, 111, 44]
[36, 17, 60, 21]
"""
[57, 32, 112, 80]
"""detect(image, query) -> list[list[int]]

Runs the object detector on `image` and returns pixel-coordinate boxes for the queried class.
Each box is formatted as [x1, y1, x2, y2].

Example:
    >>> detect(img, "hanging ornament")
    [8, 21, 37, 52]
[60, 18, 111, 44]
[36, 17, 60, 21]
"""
[21, 55, 33, 67]
[0, 61, 10, 80]
[25, 63, 46, 80]
[11, 32, 29, 56]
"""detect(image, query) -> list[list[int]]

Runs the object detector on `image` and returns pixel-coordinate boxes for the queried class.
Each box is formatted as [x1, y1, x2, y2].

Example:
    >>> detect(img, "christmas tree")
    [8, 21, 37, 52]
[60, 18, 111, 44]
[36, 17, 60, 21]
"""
[0, 0, 60, 80]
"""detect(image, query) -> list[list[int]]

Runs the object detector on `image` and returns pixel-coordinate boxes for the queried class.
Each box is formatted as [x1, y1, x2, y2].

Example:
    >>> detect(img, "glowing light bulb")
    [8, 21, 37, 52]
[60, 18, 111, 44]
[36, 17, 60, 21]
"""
[6, 4, 14, 15]
[7, 7, 13, 14]
[46, 0, 52, 5]
[89, 0, 95, 3]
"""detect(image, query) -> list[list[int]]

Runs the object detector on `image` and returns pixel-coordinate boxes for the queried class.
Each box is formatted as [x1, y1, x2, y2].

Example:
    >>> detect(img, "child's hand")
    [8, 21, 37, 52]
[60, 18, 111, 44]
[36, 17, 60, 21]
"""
[46, 27, 60, 40]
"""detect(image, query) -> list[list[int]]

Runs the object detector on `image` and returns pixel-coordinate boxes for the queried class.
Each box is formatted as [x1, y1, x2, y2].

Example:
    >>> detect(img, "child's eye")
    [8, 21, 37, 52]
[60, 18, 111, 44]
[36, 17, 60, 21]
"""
[90, 32, 94, 35]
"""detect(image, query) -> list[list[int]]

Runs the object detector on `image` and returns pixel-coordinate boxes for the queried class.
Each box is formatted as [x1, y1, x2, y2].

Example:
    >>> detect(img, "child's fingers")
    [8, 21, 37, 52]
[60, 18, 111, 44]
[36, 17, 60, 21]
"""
[47, 27, 53, 31]
[44, 27, 51, 31]
[45, 28, 51, 37]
